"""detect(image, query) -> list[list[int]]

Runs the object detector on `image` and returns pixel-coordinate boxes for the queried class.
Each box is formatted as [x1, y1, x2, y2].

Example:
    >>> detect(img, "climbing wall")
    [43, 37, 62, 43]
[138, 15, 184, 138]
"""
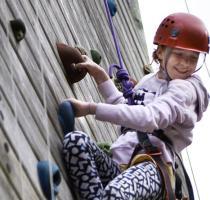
[0, 0, 149, 199]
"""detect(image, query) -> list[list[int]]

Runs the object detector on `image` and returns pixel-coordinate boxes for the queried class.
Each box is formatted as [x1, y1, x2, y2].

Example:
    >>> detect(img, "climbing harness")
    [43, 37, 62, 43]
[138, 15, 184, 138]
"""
[136, 131, 194, 200]
[120, 129, 195, 200]
[175, 153, 195, 200]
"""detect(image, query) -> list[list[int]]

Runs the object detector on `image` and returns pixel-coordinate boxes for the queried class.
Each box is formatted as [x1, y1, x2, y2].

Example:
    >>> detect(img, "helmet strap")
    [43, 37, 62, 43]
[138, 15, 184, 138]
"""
[193, 54, 206, 73]
[159, 47, 172, 81]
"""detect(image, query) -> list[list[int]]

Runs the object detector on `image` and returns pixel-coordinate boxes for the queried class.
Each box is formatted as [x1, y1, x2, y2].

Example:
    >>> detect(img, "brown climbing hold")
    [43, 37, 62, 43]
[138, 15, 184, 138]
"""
[56, 43, 87, 84]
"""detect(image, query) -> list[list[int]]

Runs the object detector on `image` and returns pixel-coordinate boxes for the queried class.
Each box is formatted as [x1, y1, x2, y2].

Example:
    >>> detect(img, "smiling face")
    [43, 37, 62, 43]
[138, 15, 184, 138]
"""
[157, 47, 199, 80]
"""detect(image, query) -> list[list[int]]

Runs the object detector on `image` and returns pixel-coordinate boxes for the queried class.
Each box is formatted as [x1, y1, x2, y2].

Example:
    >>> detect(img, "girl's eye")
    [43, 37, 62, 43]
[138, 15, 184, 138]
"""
[173, 52, 182, 58]
[191, 56, 198, 62]
[172, 51, 198, 63]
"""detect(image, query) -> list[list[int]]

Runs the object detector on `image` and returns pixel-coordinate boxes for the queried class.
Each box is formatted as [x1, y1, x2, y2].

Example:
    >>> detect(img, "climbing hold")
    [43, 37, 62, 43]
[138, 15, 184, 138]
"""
[56, 43, 87, 84]
[113, 78, 123, 92]
[75, 46, 88, 55]
[37, 161, 61, 200]
[4, 142, 9, 153]
[0, 110, 4, 124]
[58, 101, 75, 136]
[107, 0, 117, 17]
[127, 0, 143, 29]
[6, 163, 11, 174]
[143, 64, 152, 75]
[90, 49, 102, 64]
[97, 142, 111, 156]
[10, 19, 26, 42]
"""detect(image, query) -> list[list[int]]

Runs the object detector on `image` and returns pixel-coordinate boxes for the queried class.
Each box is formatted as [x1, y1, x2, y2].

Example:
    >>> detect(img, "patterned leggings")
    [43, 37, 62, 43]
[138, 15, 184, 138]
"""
[63, 131, 163, 200]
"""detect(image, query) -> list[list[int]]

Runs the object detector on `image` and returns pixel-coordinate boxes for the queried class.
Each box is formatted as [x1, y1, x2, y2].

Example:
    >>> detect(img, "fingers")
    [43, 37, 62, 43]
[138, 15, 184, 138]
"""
[68, 97, 75, 103]
[68, 98, 90, 117]
[66, 98, 80, 116]
[63, 98, 96, 117]
[75, 55, 89, 68]
[75, 56, 95, 72]
[81, 55, 88, 61]
[75, 62, 85, 69]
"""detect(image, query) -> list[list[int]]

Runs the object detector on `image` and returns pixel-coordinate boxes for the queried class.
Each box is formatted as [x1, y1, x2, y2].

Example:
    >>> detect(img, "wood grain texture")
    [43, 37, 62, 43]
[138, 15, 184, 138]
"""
[0, 0, 149, 199]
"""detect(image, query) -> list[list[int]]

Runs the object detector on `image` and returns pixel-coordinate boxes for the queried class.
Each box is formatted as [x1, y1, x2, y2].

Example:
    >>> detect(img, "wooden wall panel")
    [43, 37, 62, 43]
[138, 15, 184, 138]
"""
[0, 0, 149, 199]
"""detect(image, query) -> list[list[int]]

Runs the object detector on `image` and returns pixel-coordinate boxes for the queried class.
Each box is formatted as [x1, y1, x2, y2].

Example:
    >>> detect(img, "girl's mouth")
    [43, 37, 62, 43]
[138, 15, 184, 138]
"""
[174, 66, 188, 74]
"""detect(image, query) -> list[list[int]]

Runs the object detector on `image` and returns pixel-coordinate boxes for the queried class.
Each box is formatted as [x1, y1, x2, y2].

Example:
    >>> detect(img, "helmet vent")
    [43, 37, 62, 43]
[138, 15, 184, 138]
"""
[158, 36, 163, 41]
[160, 23, 168, 28]
[163, 18, 175, 27]
[170, 28, 179, 37]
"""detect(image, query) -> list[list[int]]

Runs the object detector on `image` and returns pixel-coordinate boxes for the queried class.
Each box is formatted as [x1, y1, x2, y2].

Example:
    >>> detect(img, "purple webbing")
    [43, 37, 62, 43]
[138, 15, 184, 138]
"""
[104, 0, 134, 104]
[104, 0, 124, 69]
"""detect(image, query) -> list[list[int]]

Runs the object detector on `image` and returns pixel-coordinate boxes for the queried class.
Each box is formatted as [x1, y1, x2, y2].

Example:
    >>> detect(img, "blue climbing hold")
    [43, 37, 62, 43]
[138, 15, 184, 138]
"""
[58, 101, 75, 136]
[37, 161, 61, 200]
[108, 0, 117, 17]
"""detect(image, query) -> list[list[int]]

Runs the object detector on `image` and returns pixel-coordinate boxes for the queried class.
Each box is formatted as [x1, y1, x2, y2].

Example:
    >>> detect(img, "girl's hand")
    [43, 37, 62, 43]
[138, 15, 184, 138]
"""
[75, 55, 109, 84]
[66, 98, 96, 117]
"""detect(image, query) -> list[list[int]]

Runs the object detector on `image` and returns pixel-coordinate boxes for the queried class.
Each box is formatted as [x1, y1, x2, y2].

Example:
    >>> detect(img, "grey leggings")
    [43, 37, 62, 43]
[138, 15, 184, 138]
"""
[63, 131, 163, 200]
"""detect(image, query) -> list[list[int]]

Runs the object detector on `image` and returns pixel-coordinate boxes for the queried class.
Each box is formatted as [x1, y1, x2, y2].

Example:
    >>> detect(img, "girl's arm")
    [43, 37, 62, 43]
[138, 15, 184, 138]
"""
[76, 55, 125, 104]
[75, 55, 109, 85]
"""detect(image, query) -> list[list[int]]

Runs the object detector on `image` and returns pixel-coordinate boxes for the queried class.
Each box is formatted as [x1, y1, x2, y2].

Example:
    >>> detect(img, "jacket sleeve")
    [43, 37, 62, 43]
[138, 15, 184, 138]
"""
[97, 79, 125, 104]
[95, 79, 198, 132]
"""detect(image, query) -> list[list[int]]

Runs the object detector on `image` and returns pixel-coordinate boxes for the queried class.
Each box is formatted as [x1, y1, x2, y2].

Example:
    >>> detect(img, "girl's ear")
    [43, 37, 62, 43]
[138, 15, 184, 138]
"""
[156, 46, 164, 60]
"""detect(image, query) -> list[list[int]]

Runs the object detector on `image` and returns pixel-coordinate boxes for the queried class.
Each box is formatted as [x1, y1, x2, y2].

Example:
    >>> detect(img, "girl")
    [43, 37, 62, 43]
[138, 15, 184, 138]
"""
[61, 13, 209, 199]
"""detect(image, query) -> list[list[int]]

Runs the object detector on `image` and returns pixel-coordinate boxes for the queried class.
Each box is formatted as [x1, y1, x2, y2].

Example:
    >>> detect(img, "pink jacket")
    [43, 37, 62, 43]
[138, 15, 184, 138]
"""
[95, 73, 209, 165]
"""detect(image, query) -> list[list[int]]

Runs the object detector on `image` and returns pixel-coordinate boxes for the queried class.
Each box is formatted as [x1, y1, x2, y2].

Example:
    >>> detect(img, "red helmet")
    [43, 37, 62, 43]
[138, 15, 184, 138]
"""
[153, 13, 209, 53]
